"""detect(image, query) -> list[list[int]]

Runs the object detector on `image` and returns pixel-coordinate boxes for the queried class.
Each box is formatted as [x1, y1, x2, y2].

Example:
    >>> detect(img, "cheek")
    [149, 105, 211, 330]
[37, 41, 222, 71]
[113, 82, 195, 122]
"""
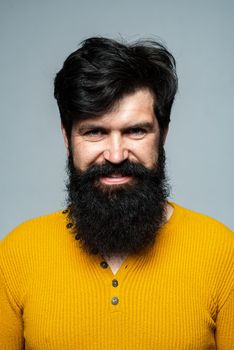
[71, 141, 103, 170]
[143, 147, 158, 167]
[134, 139, 158, 167]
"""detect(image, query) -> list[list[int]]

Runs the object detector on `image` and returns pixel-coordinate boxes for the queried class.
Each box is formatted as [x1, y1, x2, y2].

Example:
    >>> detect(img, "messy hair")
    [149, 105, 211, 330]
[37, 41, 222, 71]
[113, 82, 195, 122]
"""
[54, 37, 178, 138]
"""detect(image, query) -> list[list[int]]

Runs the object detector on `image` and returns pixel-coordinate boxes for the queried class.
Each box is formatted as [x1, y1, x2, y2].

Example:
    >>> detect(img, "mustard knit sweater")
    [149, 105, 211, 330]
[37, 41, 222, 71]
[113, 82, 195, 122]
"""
[0, 203, 233, 350]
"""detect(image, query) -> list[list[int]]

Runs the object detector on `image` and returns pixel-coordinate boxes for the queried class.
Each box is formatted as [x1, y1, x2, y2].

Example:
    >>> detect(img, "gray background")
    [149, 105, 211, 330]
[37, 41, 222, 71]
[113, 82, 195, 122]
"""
[1, 0, 233, 238]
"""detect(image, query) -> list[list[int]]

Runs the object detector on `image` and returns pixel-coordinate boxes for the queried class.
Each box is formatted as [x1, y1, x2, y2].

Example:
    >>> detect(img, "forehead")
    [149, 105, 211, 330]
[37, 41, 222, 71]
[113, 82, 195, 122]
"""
[74, 89, 157, 129]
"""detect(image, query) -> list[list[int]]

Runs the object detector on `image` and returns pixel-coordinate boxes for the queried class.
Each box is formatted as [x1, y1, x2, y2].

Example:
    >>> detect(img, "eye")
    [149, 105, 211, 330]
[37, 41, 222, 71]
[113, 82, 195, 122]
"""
[82, 128, 106, 141]
[126, 127, 146, 139]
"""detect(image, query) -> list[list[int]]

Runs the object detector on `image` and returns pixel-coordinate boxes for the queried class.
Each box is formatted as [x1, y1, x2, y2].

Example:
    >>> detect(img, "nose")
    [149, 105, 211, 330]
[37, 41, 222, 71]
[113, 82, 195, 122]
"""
[103, 133, 129, 164]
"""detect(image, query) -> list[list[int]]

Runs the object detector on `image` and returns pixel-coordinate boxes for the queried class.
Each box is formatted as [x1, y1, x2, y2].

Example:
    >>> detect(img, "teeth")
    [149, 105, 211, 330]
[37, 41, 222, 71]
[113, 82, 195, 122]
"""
[109, 174, 122, 178]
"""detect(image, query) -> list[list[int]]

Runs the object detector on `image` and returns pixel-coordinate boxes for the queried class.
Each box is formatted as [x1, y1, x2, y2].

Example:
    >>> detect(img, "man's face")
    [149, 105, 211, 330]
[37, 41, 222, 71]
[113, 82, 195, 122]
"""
[64, 89, 169, 257]
[63, 89, 162, 179]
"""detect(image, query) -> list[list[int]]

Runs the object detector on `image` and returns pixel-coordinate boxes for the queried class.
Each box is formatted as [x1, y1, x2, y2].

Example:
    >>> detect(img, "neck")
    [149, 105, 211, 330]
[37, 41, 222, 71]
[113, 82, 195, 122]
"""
[104, 255, 127, 275]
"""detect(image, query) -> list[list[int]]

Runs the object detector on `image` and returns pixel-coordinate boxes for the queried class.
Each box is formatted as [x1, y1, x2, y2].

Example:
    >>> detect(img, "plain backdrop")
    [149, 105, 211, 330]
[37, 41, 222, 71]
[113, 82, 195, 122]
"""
[1, 0, 233, 238]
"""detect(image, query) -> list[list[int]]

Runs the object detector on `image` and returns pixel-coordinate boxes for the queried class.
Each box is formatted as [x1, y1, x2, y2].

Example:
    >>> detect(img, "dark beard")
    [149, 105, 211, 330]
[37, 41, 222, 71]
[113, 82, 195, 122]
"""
[66, 142, 169, 258]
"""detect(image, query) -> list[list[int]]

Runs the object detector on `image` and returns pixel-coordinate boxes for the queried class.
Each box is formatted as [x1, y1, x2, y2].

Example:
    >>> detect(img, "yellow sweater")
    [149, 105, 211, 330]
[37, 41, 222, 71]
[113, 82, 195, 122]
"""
[0, 203, 233, 350]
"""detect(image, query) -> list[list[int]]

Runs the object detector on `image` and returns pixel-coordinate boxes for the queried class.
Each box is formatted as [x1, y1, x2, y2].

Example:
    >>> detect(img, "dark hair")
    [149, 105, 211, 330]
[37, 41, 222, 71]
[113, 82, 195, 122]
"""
[54, 37, 178, 138]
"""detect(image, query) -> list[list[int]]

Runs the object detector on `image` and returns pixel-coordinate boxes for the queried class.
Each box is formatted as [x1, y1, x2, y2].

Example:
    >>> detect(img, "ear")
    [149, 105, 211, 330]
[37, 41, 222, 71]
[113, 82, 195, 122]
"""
[61, 125, 70, 157]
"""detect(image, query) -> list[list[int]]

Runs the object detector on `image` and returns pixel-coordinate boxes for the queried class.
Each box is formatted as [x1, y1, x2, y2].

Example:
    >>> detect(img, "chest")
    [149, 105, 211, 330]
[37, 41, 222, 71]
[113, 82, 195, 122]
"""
[23, 255, 216, 350]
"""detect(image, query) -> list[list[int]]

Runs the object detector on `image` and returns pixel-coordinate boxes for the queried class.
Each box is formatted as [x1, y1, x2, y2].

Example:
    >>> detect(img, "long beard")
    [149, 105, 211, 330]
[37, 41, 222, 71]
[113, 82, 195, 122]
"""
[66, 142, 169, 258]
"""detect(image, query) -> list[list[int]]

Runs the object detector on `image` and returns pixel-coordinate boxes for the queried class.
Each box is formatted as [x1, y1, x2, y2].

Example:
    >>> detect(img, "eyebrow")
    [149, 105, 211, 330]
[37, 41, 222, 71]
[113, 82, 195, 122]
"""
[76, 122, 155, 134]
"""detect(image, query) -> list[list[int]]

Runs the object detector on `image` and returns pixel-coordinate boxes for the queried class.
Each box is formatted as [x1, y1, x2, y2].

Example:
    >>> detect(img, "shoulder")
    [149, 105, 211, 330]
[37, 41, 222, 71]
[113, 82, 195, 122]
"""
[0, 210, 70, 281]
[168, 202, 234, 272]
[0, 211, 71, 307]
[2, 210, 67, 242]
[171, 202, 233, 242]
[0, 210, 70, 261]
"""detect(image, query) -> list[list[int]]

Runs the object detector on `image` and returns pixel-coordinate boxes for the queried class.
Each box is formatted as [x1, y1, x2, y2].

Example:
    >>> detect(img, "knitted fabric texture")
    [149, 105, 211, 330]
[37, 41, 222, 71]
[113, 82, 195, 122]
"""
[0, 203, 233, 349]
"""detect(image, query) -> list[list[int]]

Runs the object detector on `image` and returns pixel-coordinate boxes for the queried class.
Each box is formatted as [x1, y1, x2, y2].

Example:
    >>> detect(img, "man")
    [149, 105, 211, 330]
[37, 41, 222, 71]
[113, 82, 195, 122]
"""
[0, 37, 233, 349]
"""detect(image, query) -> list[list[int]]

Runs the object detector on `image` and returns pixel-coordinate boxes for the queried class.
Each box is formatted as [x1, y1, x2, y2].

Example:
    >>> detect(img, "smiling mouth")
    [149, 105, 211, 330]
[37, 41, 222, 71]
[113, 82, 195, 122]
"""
[99, 174, 132, 185]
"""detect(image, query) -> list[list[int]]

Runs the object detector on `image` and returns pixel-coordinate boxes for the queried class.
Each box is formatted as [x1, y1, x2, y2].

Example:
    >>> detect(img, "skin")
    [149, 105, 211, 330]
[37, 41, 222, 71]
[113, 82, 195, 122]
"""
[62, 89, 163, 184]
[62, 88, 173, 272]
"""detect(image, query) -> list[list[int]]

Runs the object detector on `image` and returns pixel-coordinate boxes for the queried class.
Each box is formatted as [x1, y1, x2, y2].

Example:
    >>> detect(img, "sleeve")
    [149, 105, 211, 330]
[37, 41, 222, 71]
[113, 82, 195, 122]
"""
[0, 265, 24, 350]
[215, 288, 234, 350]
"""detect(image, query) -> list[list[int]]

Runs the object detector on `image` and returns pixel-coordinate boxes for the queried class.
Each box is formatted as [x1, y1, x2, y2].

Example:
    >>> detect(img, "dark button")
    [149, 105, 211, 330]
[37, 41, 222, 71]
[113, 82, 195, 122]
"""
[66, 223, 73, 229]
[100, 261, 108, 269]
[62, 209, 68, 214]
[112, 279, 118, 287]
[111, 296, 119, 305]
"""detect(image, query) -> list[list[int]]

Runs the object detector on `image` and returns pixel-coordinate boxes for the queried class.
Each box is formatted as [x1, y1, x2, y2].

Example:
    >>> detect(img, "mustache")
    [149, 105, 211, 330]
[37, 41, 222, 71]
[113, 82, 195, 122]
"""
[70, 159, 156, 181]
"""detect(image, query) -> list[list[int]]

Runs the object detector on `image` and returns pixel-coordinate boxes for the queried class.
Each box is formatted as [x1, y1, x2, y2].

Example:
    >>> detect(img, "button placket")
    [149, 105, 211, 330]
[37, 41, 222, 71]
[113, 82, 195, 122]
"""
[112, 279, 118, 287]
[100, 261, 108, 269]
[97, 259, 127, 312]
[110, 277, 120, 310]
[66, 222, 73, 229]
[111, 296, 119, 305]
